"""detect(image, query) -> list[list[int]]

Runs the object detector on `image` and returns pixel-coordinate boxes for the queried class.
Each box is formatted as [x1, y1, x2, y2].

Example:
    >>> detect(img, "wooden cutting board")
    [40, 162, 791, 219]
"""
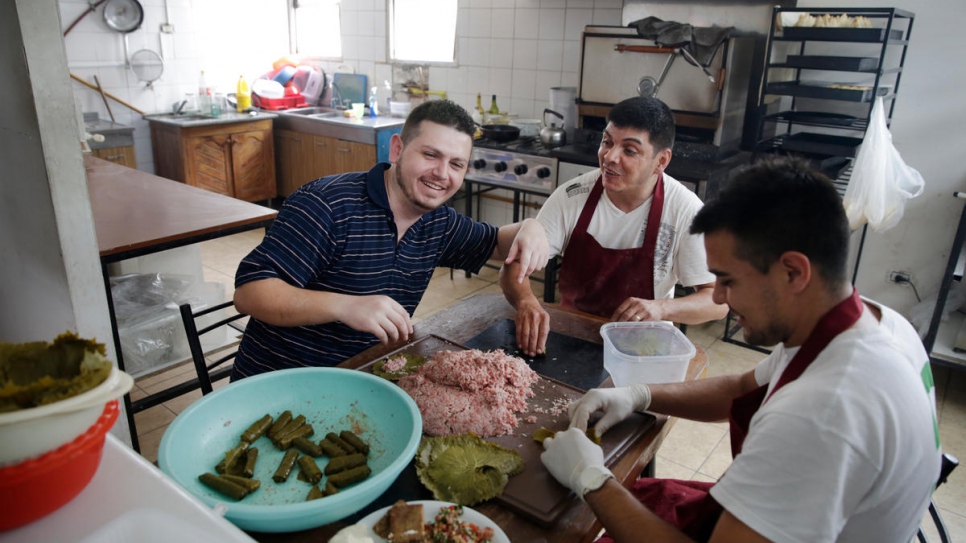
[359, 335, 655, 527]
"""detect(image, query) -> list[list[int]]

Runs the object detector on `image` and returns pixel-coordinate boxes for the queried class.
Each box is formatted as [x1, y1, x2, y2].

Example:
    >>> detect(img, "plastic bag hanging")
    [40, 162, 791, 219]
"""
[843, 97, 925, 232]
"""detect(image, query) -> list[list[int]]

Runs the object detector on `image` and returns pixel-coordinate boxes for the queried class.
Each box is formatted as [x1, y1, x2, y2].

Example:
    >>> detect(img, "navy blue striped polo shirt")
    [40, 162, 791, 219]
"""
[231, 163, 498, 379]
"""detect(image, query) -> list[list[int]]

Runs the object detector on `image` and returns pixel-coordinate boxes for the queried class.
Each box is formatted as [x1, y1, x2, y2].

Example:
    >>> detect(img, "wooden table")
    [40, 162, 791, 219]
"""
[252, 292, 708, 543]
[85, 155, 277, 451]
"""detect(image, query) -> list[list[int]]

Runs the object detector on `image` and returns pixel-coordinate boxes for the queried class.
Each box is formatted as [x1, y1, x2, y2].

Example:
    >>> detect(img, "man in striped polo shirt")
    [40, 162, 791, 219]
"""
[231, 100, 548, 379]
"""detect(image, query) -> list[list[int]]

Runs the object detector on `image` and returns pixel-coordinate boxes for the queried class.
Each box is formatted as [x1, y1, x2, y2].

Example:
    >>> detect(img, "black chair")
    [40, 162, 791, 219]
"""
[916, 453, 959, 543]
[130, 300, 246, 414]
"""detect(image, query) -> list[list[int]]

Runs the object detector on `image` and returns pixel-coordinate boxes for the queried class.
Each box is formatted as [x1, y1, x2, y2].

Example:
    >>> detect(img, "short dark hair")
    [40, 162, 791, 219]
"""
[606, 96, 676, 153]
[400, 100, 476, 144]
[690, 156, 850, 288]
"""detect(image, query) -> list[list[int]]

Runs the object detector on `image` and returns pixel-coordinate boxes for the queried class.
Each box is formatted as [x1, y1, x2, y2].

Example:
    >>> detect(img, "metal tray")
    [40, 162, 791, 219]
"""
[785, 55, 878, 71]
[766, 82, 882, 102]
[782, 27, 903, 42]
[769, 111, 862, 128]
[781, 132, 863, 157]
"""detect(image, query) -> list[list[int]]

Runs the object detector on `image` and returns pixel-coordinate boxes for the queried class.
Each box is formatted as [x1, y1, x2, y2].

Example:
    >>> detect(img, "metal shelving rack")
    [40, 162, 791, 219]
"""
[723, 6, 915, 352]
[923, 192, 966, 370]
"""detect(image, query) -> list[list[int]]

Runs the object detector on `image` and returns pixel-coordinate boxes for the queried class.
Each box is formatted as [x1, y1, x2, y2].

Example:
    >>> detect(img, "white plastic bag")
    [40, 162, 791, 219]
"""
[843, 97, 924, 232]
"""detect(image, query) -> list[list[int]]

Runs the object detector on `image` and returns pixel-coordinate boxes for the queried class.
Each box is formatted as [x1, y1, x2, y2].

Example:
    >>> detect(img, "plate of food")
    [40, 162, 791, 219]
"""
[353, 500, 509, 543]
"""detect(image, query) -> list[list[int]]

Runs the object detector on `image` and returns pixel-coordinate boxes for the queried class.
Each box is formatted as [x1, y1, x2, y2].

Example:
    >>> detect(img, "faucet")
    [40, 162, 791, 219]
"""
[174, 100, 188, 115]
[330, 83, 349, 110]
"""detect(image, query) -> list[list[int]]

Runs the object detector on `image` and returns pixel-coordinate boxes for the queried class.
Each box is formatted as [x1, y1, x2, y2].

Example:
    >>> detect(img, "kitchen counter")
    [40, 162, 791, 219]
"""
[143, 110, 278, 128]
[83, 112, 134, 151]
[272, 108, 405, 146]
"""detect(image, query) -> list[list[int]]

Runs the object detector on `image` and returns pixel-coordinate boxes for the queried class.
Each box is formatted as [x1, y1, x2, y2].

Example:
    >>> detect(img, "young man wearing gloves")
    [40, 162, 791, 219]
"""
[541, 157, 940, 542]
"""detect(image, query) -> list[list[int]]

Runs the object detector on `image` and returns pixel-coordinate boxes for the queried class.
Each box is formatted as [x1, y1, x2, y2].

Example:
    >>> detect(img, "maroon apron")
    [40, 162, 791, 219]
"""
[558, 175, 665, 318]
[597, 289, 865, 542]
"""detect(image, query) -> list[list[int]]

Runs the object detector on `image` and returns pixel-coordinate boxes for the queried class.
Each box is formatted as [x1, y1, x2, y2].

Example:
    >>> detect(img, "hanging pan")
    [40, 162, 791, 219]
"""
[103, 0, 144, 33]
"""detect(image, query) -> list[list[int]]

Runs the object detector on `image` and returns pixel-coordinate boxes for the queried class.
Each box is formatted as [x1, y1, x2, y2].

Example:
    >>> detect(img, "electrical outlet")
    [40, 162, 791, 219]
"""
[160, 23, 175, 34]
[889, 271, 911, 284]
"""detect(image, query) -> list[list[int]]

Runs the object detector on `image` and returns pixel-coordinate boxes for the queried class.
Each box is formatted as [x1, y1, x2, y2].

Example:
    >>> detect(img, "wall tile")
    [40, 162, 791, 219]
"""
[343, 10, 360, 36]
[489, 38, 514, 69]
[491, 0, 515, 7]
[564, 8, 593, 39]
[593, 8, 622, 26]
[511, 68, 537, 101]
[536, 40, 563, 72]
[467, 8, 492, 38]
[359, 36, 375, 61]
[534, 70, 561, 98]
[567, 0, 594, 7]
[509, 97, 536, 119]
[514, 8, 540, 39]
[466, 66, 490, 93]
[512, 39, 538, 70]
[463, 37, 491, 66]
[538, 8, 566, 41]
[490, 9, 515, 38]
[595, 0, 621, 8]
[446, 66, 469, 94]
[488, 67, 514, 99]
[562, 39, 581, 73]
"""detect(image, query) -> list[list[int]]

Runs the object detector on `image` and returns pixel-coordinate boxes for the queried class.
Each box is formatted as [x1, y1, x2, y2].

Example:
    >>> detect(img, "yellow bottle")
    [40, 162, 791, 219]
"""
[236, 75, 252, 112]
[476, 93, 484, 116]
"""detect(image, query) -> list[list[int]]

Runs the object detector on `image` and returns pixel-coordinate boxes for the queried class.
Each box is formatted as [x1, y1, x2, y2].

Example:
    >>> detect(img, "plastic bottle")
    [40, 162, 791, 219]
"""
[488, 94, 500, 115]
[236, 75, 252, 112]
[198, 70, 211, 114]
[369, 86, 379, 117]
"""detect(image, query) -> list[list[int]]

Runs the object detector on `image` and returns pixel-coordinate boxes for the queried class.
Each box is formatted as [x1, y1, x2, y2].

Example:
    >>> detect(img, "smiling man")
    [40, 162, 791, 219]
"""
[541, 157, 940, 543]
[231, 100, 548, 379]
[500, 96, 727, 356]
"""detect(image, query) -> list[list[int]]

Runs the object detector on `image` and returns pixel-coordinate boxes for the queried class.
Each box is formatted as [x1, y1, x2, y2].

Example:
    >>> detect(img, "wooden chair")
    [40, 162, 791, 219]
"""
[129, 300, 245, 414]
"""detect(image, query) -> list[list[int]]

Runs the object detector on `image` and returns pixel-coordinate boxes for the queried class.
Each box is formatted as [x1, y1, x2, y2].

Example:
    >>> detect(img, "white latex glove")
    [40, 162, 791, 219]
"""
[540, 427, 613, 499]
[568, 384, 652, 436]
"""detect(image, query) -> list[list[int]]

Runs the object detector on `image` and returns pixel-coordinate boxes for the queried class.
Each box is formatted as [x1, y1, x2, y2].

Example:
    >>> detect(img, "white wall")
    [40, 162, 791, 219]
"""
[56, 0, 966, 318]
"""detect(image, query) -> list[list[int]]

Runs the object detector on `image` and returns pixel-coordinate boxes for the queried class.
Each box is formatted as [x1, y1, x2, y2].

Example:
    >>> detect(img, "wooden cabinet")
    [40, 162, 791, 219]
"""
[274, 130, 376, 197]
[91, 145, 136, 169]
[150, 119, 276, 202]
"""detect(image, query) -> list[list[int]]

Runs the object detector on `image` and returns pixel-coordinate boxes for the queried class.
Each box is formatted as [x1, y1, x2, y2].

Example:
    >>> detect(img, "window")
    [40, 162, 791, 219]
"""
[293, 0, 343, 58]
[390, 0, 457, 64]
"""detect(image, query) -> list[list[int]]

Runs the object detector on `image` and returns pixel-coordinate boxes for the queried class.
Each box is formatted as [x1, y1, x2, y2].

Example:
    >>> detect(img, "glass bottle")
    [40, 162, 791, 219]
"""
[197, 70, 211, 114]
[476, 93, 484, 116]
[488, 94, 500, 115]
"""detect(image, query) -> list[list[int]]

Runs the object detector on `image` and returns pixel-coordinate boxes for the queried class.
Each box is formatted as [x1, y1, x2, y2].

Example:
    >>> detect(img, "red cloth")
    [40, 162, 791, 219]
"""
[558, 175, 665, 318]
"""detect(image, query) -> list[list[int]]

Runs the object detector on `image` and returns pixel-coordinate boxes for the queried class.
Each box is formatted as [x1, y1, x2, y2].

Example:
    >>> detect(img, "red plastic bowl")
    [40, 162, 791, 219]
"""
[0, 400, 118, 531]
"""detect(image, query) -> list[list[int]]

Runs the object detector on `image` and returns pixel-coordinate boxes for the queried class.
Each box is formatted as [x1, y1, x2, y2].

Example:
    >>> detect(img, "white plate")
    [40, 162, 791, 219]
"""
[356, 500, 509, 543]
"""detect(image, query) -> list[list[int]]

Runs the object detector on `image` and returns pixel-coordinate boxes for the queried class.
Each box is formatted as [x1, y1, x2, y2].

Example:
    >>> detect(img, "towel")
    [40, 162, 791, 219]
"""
[629, 16, 734, 67]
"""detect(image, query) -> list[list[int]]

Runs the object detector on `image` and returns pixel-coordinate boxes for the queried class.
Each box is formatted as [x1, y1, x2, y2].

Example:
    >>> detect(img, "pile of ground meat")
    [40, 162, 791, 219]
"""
[398, 349, 539, 437]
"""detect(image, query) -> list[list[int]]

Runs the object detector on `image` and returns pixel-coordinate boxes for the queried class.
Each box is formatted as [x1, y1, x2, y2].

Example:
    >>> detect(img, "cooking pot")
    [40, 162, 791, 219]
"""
[540, 109, 566, 148]
[479, 123, 520, 143]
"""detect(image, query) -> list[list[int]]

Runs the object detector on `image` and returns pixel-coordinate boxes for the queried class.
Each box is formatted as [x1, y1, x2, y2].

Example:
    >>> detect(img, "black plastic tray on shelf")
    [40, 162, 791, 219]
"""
[766, 81, 885, 102]
[768, 111, 863, 128]
[781, 132, 863, 157]
[785, 55, 879, 71]
[782, 27, 903, 42]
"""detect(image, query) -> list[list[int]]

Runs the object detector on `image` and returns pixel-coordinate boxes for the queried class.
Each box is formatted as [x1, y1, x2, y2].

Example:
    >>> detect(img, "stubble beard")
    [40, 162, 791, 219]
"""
[393, 157, 437, 213]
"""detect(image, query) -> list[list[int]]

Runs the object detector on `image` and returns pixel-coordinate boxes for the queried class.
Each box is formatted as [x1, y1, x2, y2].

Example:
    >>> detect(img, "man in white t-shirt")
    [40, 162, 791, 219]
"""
[541, 157, 941, 542]
[500, 97, 728, 356]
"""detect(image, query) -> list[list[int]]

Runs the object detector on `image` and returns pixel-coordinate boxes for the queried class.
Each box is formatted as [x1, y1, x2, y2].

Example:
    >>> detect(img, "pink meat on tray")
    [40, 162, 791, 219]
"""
[398, 349, 539, 437]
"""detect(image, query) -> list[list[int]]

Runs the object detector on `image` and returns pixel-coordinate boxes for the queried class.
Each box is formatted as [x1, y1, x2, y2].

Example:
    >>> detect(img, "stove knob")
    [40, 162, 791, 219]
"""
[494, 161, 508, 173]
[513, 164, 528, 175]
[472, 159, 487, 170]
[536, 167, 552, 179]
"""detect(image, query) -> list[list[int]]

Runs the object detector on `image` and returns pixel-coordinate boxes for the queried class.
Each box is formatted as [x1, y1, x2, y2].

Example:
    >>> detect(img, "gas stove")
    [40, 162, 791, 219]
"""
[467, 136, 559, 195]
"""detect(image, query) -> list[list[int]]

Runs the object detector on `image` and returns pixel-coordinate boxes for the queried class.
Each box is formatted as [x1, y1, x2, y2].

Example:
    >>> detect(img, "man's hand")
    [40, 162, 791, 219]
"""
[331, 294, 413, 344]
[568, 384, 652, 435]
[502, 219, 549, 283]
[514, 299, 550, 357]
[541, 427, 614, 498]
[611, 297, 665, 323]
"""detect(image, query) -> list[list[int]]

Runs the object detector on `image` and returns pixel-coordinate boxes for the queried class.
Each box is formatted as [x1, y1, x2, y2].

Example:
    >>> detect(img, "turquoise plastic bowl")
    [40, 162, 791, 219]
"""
[158, 367, 421, 533]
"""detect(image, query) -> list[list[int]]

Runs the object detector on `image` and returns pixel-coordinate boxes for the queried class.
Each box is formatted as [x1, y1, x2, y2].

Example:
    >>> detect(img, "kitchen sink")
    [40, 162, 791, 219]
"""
[283, 107, 340, 118]
[149, 113, 214, 121]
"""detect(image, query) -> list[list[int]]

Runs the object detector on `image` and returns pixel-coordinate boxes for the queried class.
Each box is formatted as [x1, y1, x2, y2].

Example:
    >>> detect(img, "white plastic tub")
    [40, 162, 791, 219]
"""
[601, 322, 695, 386]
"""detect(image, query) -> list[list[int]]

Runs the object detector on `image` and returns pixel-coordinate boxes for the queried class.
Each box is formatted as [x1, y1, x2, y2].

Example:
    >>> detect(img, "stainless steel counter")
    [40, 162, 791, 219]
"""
[142, 110, 279, 128]
[272, 108, 406, 146]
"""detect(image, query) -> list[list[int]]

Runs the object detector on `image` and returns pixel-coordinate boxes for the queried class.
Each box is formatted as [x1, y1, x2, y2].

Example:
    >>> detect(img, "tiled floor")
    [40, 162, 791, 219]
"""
[131, 230, 966, 540]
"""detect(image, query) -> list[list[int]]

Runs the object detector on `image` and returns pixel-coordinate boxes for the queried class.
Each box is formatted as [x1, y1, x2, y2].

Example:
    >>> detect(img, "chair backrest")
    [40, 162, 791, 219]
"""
[916, 452, 959, 543]
[180, 300, 247, 396]
[130, 300, 246, 414]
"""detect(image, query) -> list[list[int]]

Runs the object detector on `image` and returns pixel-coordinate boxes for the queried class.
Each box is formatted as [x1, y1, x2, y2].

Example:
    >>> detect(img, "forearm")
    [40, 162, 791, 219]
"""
[647, 372, 755, 422]
[233, 278, 346, 327]
[492, 221, 523, 261]
[499, 261, 540, 309]
[659, 285, 729, 325]
[584, 479, 697, 543]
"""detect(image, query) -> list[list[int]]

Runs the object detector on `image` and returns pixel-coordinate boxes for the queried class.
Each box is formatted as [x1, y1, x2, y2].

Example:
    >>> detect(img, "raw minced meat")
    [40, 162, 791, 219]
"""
[398, 349, 538, 437]
[383, 355, 407, 373]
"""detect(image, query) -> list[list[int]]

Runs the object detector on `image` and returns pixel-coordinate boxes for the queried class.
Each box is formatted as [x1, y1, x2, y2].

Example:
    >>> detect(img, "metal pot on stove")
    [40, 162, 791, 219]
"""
[540, 108, 567, 148]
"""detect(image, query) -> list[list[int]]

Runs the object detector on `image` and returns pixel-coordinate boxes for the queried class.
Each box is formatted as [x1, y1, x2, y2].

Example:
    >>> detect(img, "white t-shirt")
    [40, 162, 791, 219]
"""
[710, 298, 941, 543]
[536, 169, 714, 300]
